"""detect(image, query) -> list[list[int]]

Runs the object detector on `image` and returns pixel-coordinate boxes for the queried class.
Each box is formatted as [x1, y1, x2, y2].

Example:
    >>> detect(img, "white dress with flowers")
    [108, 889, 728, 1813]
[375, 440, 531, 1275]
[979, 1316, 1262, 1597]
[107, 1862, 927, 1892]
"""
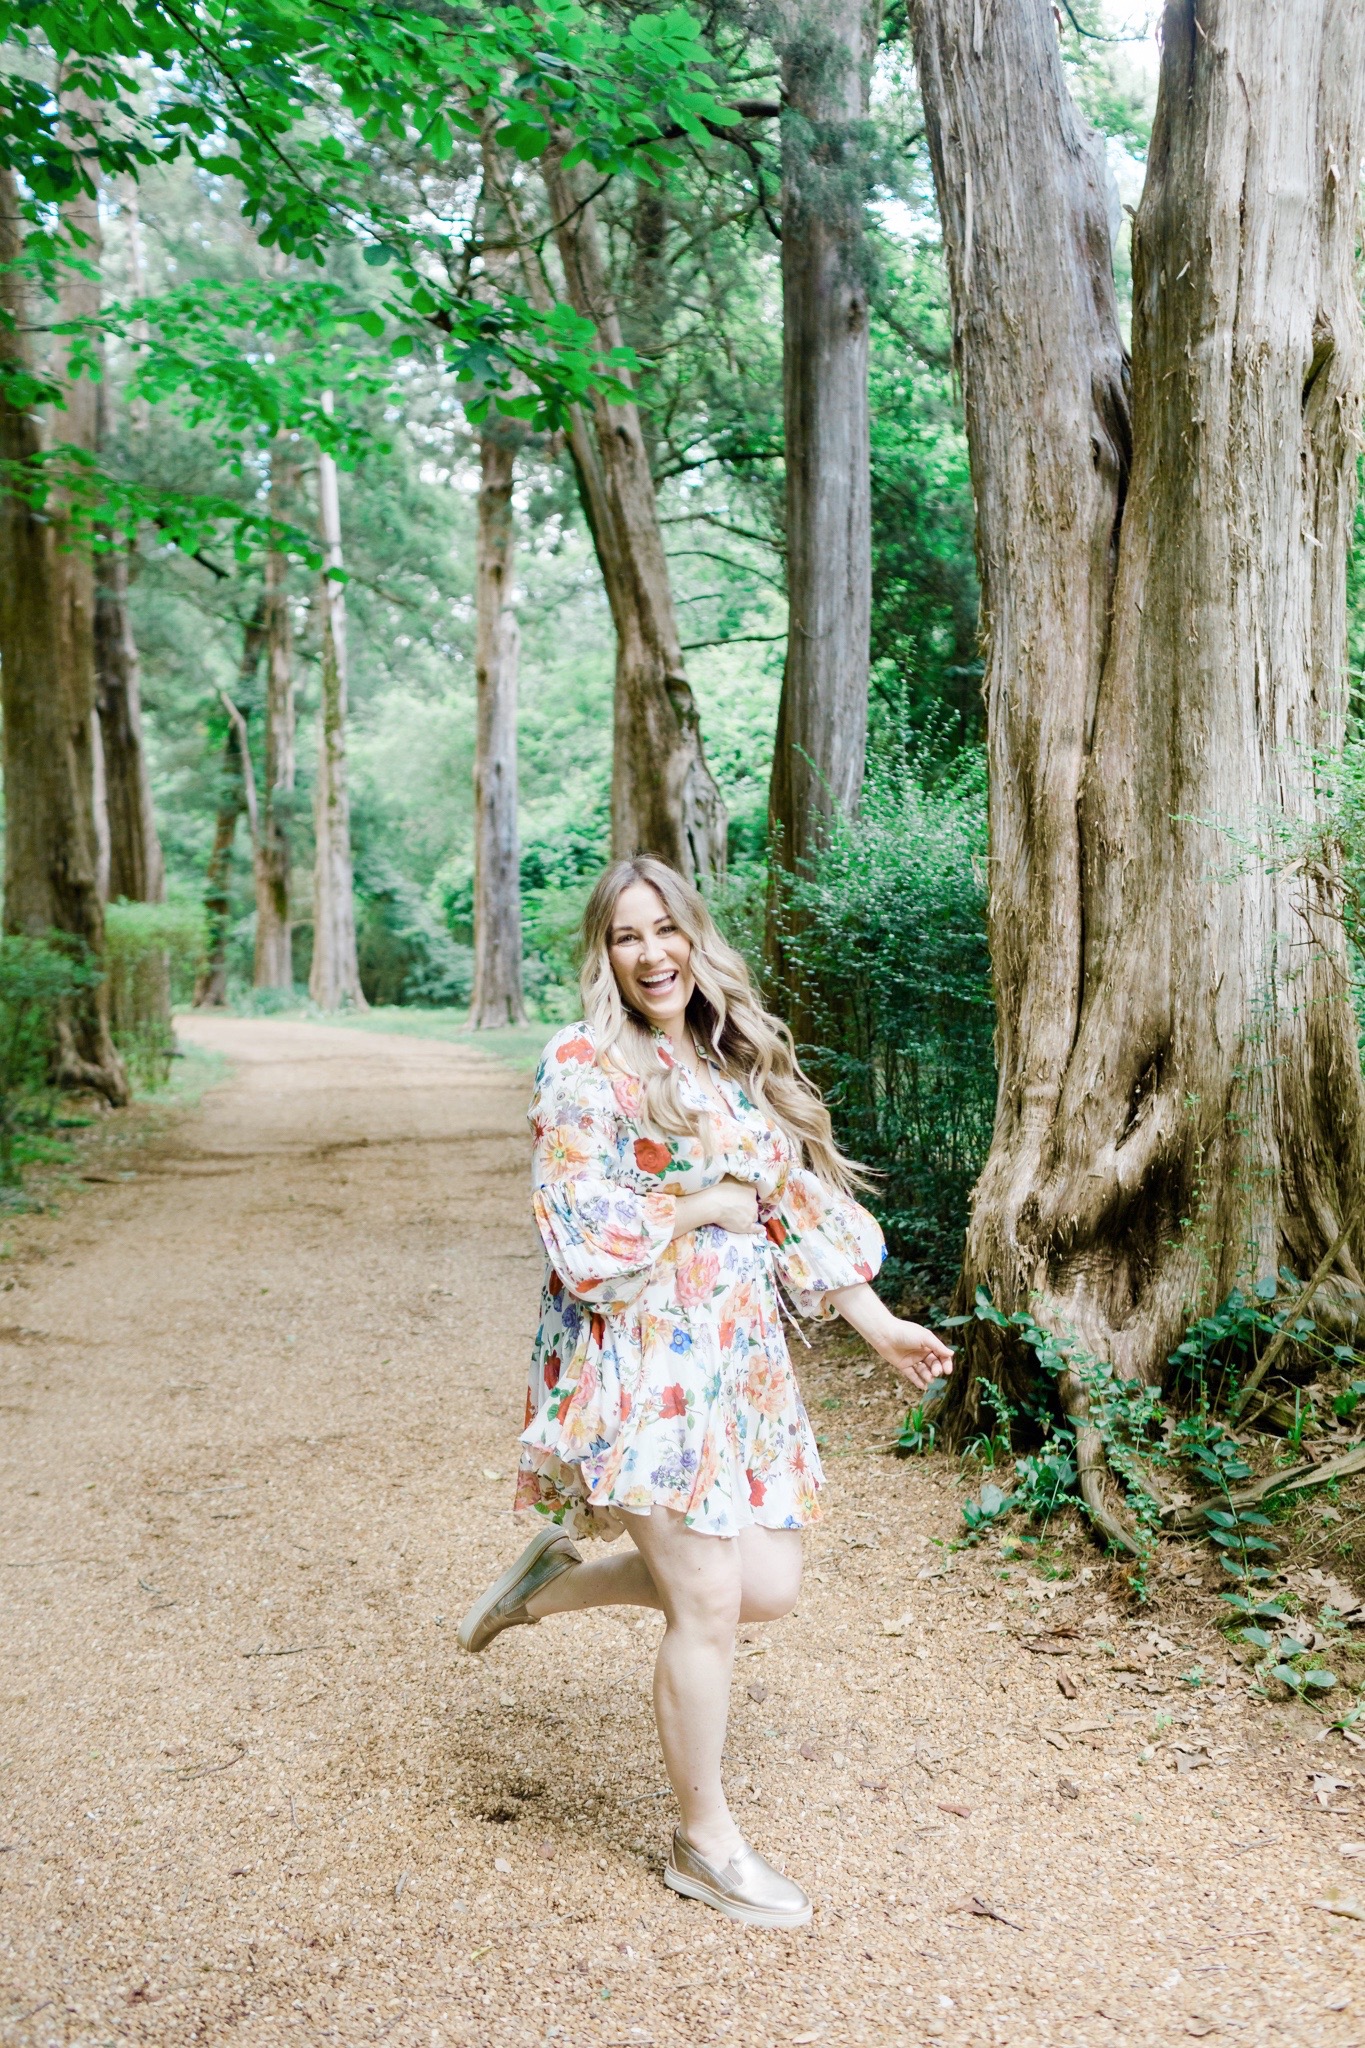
[514, 1023, 886, 1540]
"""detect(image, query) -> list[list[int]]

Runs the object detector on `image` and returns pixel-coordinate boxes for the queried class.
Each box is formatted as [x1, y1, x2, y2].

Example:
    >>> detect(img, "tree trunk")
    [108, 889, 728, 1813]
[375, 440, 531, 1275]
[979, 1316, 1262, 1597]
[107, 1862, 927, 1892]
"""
[469, 430, 528, 1029]
[766, 0, 877, 987]
[94, 527, 164, 905]
[540, 147, 727, 879]
[910, 1, 1365, 1468]
[253, 446, 295, 990]
[195, 613, 264, 1007]
[309, 404, 365, 1011]
[0, 167, 126, 1102]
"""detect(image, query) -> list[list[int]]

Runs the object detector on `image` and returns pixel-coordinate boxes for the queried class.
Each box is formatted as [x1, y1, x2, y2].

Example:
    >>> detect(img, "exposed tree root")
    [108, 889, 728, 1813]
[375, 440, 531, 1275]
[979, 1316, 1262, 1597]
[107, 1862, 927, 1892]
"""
[55, 1019, 129, 1108]
[1164, 1439, 1365, 1535]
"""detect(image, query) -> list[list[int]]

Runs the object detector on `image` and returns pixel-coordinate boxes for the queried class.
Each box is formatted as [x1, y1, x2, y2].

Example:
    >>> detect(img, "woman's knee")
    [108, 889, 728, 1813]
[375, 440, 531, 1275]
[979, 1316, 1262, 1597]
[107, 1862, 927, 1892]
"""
[632, 1513, 742, 1641]
[738, 1529, 802, 1623]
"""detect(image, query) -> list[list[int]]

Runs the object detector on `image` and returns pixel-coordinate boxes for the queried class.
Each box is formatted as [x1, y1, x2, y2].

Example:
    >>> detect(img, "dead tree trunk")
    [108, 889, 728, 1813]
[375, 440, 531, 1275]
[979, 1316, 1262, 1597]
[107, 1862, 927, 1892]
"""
[309, 404, 365, 1011]
[470, 428, 528, 1028]
[766, 0, 877, 988]
[910, 0, 1365, 1500]
[253, 446, 295, 991]
[539, 147, 727, 878]
[195, 611, 264, 1007]
[0, 168, 126, 1101]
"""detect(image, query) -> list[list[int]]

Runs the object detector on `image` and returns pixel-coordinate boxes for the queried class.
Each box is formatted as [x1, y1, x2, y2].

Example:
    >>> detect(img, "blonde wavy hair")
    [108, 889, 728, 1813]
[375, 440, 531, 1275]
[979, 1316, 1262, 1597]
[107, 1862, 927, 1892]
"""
[579, 856, 865, 1195]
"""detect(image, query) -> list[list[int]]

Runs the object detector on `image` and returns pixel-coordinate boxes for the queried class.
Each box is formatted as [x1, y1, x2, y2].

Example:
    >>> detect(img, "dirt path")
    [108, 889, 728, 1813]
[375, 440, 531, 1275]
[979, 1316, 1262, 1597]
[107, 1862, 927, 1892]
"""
[1, 1016, 1362, 2048]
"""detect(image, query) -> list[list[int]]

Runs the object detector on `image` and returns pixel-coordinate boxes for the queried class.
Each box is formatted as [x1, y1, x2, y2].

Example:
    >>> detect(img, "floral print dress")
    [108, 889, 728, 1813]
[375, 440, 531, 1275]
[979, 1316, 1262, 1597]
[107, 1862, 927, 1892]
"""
[514, 1022, 886, 1540]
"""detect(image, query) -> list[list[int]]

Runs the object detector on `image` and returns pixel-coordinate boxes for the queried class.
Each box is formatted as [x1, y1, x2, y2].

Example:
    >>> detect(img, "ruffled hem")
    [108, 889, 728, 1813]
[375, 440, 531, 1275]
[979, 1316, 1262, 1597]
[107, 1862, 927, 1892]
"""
[514, 1427, 824, 1541]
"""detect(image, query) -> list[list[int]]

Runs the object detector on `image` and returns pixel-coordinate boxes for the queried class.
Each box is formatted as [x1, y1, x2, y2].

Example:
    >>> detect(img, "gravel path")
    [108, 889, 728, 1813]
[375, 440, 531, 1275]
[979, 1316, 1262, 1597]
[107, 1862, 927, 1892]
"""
[1, 1016, 1362, 2047]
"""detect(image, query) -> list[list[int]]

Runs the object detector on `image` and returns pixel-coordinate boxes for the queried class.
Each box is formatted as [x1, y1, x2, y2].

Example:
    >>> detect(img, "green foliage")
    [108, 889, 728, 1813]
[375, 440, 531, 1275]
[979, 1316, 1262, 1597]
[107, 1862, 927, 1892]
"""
[354, 856, 472, 1010]
[104, 899, 205, 1090]
[782, 759, 994, 1306]
[0, 936, 100, 1187]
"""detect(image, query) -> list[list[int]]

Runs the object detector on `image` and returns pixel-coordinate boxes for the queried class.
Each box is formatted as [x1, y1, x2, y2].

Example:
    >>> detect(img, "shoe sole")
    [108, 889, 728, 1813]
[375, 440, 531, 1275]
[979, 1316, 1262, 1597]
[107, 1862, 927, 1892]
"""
[455, 1522, 572, 1654]
[663, 1864, 812, 1929]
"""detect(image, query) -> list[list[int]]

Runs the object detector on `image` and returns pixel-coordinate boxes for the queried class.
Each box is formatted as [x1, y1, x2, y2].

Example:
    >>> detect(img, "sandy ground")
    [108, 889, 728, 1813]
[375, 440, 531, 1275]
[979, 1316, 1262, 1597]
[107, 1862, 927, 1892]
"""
[2, 1015, 1364, 2048]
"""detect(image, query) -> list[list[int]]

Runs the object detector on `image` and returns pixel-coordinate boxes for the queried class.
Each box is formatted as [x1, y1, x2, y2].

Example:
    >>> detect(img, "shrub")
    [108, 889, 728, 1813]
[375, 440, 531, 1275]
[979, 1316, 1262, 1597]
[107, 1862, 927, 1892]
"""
[105, 899, 205, 1090]
[0, 935, 101, 1185]
[356, 854, 473, 1008]
[781, 757, 996, 1309]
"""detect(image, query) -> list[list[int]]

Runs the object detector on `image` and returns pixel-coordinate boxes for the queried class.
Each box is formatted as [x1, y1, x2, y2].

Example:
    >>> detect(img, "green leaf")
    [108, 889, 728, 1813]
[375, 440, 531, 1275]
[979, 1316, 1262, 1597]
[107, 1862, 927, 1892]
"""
[1304, 1669, 1338, 1690]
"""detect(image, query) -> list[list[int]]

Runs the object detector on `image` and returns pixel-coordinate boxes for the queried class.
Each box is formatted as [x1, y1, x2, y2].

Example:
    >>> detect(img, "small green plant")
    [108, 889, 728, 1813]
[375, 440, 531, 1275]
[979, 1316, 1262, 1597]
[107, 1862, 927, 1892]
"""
[961, 1478, 1014, 1536]
[897, 1398, 938, 1456]
[963, 1377, 1014, 1467]
[1333, 1379, 1365, 1422]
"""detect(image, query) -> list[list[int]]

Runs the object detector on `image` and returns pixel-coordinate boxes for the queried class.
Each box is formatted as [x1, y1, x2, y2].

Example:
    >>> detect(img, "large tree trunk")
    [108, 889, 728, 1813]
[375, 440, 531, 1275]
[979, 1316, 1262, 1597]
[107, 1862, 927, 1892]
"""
[469, 429, 528, 1029]
[195, 613, 264, 1007]
[766, 0, 877, 986]
[253, 447, 295, 990]
[0, 167, 126, 1102]
[910, 0, 1365, 1494]
[309, 408, 365, 1011]
[540, 148, 727, 879]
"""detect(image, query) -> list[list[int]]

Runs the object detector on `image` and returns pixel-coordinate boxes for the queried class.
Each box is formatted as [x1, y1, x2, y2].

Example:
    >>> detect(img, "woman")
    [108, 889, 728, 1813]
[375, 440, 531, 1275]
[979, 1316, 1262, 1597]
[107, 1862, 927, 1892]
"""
[457, 856, 953, 1929]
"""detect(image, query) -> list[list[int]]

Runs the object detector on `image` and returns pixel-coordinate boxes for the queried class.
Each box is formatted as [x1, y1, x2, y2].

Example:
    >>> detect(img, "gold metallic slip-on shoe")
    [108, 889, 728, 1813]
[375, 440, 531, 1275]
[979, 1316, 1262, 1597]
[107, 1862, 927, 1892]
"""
[663, 1828, 812, 1929]
[456, 1523, 581, 1654]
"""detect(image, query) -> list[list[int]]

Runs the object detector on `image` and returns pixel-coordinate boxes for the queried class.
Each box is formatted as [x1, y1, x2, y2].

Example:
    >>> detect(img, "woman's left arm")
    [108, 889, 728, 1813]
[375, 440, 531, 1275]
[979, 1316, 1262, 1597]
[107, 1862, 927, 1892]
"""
[828, 1281, 954, 1392]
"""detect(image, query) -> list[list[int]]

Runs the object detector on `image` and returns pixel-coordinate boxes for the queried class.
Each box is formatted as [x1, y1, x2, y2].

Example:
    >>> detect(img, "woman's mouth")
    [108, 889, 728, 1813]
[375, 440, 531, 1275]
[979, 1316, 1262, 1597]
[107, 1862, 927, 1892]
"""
[637, 968, 679, 997]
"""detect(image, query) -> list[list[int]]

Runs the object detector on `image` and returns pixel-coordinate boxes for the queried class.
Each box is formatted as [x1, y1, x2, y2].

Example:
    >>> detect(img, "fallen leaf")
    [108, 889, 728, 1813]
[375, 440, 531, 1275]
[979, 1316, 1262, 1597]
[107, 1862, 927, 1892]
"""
[946, 1895, 1022, 1929]
[1312, 1894, 1365, 1922]
[1057, 1672, 1079, 1700]
[1339, 1842, 1365, 1858]
[1057, 1778, 1080, 1801]
[881, 1614, 912, 1637]
[937, 1802, 971, 1818]
[798, 1742, 819, 1761]
[1186, 2019, 1216, 2038]
[481, 1468, 503, 1482]
[1022, 1632, 1081, 1656]
[1311, 1772, 1352, 1807]
[746, 1682, 767, 1704]
[494, 1857, 512, 1874]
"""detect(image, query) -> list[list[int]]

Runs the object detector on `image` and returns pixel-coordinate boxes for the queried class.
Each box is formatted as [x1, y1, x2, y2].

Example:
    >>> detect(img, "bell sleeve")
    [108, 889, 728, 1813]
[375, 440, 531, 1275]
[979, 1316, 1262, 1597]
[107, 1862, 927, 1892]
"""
[762, 1165, 886, 1320]
[529, 1038, 676, 1310]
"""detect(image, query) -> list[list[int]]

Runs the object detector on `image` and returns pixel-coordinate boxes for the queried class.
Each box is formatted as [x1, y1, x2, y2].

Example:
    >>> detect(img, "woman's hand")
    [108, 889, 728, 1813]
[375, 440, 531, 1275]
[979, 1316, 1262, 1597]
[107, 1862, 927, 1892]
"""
[827, 1281, 954, 1391]
[671, 1177, 763, 1241]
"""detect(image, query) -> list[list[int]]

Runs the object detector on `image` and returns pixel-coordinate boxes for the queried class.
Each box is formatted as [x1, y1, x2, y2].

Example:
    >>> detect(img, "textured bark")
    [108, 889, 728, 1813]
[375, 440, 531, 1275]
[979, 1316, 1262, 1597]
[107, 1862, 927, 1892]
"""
[253, 447, 295, 990]
[540, 147, 726, 878]
[194, 614, 263, 1008]
[470, 430, 527, 1029]
[0, 167, 126, 1101]
[910, 1, 1365, 1444]
[95, 536, 164, 905]
[766, 0, 877, 983]
[309, 411, 365, 1011]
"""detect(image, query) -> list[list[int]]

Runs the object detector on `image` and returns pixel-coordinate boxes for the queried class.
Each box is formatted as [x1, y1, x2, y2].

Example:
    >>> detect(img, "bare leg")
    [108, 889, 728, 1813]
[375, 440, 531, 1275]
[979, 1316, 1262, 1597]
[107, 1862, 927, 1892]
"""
[525, 1543, 660, 1618]
[621, 1507, 746, 1867]
[736, 1524, 802, 1623]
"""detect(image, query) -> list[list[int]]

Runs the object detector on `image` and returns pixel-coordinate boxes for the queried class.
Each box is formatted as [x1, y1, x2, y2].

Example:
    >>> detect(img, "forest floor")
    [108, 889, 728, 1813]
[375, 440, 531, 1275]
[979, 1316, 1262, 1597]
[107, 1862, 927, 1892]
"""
[2, 1015, 1364, 2048]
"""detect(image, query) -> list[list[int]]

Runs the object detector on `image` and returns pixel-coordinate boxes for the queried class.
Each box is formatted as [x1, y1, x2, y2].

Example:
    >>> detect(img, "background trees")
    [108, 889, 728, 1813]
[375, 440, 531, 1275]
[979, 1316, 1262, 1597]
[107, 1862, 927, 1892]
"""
[13, 0, 1365, 1536]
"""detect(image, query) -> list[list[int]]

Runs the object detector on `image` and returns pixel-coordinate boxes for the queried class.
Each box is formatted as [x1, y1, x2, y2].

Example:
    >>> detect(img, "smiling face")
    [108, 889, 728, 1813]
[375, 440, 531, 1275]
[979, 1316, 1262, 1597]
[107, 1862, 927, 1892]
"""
[606, 880, 695, 1033]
